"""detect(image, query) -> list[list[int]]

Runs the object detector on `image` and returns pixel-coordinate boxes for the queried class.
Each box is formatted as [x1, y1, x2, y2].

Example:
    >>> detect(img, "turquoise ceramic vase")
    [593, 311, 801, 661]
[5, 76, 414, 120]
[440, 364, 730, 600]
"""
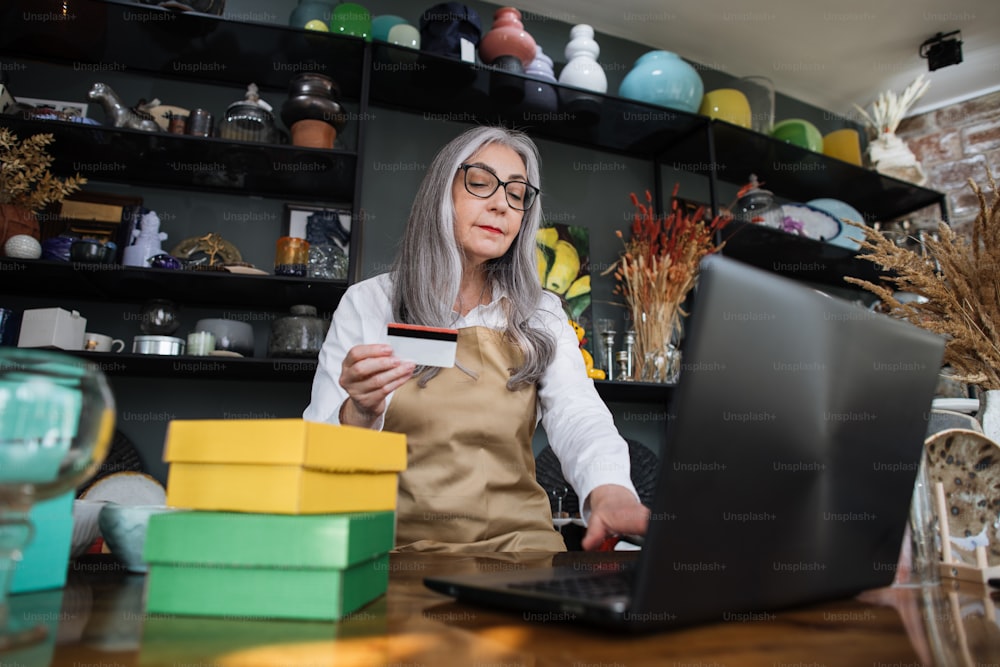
[618, 51, 704, 113]
[289, 0, 337, 30]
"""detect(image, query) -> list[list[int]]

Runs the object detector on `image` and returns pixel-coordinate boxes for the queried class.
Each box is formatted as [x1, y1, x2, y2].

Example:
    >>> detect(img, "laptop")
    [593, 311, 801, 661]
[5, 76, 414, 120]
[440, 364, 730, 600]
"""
[424, 254, 945, 631]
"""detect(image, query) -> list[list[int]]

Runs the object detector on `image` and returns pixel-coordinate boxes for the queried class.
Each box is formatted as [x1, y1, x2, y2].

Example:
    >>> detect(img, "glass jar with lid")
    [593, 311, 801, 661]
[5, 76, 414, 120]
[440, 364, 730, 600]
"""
[218, 83, 280, 144]
[268, 305, 329, 358]
[733, 174, 782, 229]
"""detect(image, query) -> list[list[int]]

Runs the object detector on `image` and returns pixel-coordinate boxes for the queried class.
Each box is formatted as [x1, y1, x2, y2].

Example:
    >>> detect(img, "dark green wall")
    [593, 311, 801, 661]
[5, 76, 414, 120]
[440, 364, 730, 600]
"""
[3, 0, 860, 482]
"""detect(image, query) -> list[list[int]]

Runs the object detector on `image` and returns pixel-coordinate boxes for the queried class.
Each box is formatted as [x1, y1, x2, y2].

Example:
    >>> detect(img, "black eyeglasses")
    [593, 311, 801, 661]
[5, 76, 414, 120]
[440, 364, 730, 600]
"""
[459, 164, 539, 211]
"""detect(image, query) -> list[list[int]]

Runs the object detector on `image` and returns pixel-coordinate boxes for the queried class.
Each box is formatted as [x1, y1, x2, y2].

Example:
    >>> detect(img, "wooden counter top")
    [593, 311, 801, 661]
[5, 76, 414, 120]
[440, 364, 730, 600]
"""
[8, 552, 999, 666]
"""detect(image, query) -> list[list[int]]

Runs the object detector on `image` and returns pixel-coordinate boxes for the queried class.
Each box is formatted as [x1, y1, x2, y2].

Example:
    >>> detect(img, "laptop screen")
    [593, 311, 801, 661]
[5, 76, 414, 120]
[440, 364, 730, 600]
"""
[630, 256, 945, 623]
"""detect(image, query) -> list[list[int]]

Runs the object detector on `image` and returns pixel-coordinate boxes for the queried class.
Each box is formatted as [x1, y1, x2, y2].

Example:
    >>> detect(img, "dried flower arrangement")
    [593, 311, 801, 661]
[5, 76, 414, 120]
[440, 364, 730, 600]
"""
[853, 75, 931, 186]
[0, 128, 86, 214]
[608, 186, 731, 381]
[853, 74, 930, 137]
[845, 169, 1000, 389]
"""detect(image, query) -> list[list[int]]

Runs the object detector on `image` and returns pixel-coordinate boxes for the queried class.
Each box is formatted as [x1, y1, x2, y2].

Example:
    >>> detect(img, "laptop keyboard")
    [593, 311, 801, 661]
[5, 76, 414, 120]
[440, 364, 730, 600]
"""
[508, 571, 634, 600]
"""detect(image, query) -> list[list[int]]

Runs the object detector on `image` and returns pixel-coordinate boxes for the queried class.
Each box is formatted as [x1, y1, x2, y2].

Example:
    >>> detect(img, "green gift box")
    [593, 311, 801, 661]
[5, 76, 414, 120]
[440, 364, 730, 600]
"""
[143, 510, 394, 620]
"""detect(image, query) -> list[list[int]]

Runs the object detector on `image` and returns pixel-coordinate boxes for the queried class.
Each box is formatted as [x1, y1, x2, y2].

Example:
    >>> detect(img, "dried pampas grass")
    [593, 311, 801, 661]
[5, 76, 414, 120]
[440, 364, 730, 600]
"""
[845, 168, 1000, 389]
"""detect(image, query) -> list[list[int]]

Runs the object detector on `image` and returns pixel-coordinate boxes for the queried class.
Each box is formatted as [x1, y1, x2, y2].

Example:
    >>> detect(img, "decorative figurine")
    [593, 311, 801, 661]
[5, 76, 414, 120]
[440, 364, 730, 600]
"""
[87, 83, 162, 132]
[122, 211, 168, 268]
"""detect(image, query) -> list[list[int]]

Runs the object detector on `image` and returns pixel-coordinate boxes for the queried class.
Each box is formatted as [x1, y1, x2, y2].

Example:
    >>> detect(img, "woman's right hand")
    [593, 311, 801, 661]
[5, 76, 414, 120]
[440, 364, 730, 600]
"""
[338, 344, 415, 428]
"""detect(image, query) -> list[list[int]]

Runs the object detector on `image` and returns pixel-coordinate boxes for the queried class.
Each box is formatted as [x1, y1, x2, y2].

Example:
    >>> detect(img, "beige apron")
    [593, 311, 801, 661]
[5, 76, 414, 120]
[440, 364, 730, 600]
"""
[386, 326, 566, 552]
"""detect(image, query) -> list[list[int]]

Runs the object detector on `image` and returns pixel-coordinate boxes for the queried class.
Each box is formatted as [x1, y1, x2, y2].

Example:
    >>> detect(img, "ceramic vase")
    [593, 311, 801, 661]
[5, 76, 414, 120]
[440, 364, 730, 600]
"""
[619, 51, 704, 113]
[0, 205, 39, 249]
[558, 24, 606, 123]
[288, 0, 336, 30]
[281, 73, 346, 145]
[330, 2, 372, 41]
[522, 45, 558, 114]
[868, 131, 927, 186]
[558, 24, 606, 93]
[479, 7, 537, 73]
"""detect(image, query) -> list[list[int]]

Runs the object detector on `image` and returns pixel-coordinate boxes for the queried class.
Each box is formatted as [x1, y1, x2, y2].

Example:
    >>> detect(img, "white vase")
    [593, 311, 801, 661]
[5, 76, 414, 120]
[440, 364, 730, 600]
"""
[868, 132, 927, 186]
[558, 24, 606, 93]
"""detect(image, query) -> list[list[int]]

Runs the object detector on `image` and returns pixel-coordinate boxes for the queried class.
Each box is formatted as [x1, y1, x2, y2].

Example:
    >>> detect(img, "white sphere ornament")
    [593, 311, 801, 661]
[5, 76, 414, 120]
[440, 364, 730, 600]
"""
[4, 234, 42, 259]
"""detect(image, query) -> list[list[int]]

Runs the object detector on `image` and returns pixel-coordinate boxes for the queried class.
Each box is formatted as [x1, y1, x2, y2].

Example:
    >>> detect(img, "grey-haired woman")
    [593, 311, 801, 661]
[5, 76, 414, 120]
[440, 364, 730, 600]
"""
[305, 126, 648, 552]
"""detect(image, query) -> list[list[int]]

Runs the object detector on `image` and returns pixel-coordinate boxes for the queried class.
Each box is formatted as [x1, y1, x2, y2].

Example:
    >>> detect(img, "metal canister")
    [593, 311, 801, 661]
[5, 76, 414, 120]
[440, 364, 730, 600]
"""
[167, 113, 188, 134]
[185, 108, 214, 137]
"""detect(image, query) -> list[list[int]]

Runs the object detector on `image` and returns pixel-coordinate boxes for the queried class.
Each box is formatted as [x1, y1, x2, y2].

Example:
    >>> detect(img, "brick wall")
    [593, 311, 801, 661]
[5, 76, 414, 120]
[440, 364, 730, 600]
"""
[897, 89, 1000, 237]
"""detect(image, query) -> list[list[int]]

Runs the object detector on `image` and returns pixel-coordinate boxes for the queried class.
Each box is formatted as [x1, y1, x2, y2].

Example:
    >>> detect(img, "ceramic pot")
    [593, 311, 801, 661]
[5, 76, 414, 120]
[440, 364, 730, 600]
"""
[619, 51, 703, 113]
[281, 73, 346, 135]
[698, 88, 752, 128]
[291, 119, 336, 149]
[268, 304, 329, 358]
[479, 7, 536, 71]
[288, 0, 336, 30]
[0, 204, 39, 249]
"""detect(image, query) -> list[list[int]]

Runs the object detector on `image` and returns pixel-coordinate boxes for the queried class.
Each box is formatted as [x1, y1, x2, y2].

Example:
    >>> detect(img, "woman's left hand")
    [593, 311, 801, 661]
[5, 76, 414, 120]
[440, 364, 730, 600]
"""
[581, 484, 650, 551]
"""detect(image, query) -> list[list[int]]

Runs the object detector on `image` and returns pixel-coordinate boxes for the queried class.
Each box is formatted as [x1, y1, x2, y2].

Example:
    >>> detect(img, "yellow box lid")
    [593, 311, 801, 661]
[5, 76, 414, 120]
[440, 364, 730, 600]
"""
[163, 419, 406, 472]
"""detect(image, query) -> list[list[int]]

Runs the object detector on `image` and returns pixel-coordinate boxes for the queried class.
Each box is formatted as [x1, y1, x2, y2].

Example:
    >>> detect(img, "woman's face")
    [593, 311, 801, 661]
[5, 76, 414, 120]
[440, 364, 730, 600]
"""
[451, 143, 528, 270]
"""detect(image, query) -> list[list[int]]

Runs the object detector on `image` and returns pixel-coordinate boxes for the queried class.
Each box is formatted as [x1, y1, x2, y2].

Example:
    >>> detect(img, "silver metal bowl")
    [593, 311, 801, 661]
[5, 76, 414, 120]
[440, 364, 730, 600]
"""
[132, 335, 185, 356]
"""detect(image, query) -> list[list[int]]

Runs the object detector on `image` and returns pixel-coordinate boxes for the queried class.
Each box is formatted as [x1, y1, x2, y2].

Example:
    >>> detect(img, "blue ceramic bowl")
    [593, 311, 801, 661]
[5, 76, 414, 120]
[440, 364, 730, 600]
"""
[618, 51, 704, 113]
[98, 503, 181, 573]
[41, 235, 75, 261]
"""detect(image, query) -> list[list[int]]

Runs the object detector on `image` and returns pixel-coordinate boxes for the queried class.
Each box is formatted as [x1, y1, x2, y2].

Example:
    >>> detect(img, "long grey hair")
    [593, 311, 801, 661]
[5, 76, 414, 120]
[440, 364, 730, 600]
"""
[390, 126, 556, 389]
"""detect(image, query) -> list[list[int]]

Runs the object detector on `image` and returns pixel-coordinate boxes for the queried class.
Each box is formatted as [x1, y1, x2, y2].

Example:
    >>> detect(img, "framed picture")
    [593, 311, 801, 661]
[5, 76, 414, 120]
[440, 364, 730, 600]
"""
[536, 223, 593, 354]
[15, 96, 89, 119]
[282, 203, 362, 283]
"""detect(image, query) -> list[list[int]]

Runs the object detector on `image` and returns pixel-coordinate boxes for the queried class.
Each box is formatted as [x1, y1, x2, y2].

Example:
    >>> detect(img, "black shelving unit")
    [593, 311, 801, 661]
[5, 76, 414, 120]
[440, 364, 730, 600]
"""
[0, 116, 358, 201]
[594, 380, 673, 404]
[1, 0, 367, 98]
[0, 1, 948, 398]
[73, 351, 318, 380]
[369, 43, 709, 159]
[0, 259, 347, 310]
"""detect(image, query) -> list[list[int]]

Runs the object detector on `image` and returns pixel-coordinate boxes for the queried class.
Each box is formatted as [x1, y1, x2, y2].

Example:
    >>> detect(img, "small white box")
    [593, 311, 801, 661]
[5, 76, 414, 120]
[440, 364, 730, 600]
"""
[17, 308, 87, 350]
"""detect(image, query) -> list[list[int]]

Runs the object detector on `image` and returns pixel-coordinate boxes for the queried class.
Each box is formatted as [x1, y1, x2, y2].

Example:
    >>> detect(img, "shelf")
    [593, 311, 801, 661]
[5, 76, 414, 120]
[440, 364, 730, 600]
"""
[717, 221, 882, 288]
[74, 351, 317, 381]
[0, 259, 347, 310]
[0, 0, 366, 98]
[594, 380, 674, 404]
[0, 116, 357, 201]
[369, 43, 709, 158]
[671, 121, 946, 222]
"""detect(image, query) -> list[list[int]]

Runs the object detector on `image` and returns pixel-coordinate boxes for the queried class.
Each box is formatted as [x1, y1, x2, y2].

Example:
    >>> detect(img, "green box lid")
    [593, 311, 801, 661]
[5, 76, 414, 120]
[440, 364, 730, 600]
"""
[144, 510, 394, 569]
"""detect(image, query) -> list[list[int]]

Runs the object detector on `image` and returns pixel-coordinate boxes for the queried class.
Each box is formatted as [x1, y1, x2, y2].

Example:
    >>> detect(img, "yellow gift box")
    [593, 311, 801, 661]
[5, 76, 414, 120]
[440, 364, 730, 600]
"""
[163, 419, 407, 514]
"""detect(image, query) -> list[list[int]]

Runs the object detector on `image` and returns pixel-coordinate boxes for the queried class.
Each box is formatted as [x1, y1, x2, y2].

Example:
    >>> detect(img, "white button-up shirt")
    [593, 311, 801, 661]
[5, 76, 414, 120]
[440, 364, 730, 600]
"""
[303, 273, 639, 510]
